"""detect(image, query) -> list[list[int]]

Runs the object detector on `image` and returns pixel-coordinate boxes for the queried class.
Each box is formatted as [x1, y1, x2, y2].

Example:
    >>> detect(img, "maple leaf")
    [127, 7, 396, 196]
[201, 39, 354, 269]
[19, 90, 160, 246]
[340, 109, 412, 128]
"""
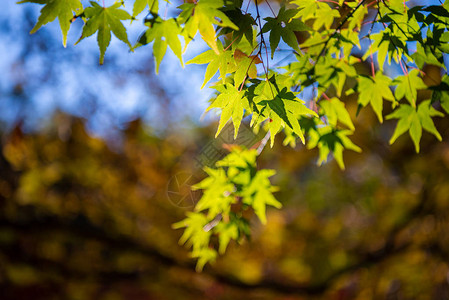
[357, 72, 395, 123]
[215, 222, 239, 254]
[319, 97, 355, 131]
[186, 43, 236, 88]
[314, 57, 358, 98]
[292, 0, 340, 30]
[76, 1, 132, 64]
[135, 15, 183, 73]
[174, 147, 280, 269]
[18, 0, 83, 47]
[218, 9, 255, 47]
[261, 6, 309, 58]
[346, 1, 368, 31]
[252, 77, 318, 146]
[241, 169, 281, 224]
[362, 30, 412, 71]
[178, 0, 238, 53]
[193, 167, 236, 218]
[393, 69, 427, 107]
[207, 83, 247, 138]
[233, 49, 262, 88]
[305, 123, 361, 170]
[132, 0, 158, 18]
[387, 100, 444, 152]
[430, 75, 449, 114]
[172, 212, 216, 271]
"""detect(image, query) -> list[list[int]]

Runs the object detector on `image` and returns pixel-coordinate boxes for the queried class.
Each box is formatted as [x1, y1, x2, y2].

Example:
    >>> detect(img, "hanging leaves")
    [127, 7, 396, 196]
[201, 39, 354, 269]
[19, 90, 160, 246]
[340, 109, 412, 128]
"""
[387, 100, 444, 152]
[319, 97, 355, 131]
[301, 118, 361, 170]
[19, 0, 449, 271]
[173, 147, 280, 270]
[207, 83, 246, 138]
[292, 0, 340, 30]
[178, 0, 238, 53]
[132, 0, 158, 18]
[393, 69, 427, 107]
[186, 42, 236, 88]
[75, 1, 132, 64]
[430, 75, 449, 114]
[251, 76, 318, 146]
[18, 0, 83, 47]
[357, 72, 395, 123]
[261, 6, 309, 58]
[135, 15, 183, 73]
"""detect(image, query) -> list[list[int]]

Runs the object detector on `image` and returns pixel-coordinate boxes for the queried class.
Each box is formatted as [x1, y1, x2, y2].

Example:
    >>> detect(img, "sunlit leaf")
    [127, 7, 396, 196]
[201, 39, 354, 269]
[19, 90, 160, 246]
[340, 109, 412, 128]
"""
[75, 1, 132, 64]
[19, 0, 83, 47]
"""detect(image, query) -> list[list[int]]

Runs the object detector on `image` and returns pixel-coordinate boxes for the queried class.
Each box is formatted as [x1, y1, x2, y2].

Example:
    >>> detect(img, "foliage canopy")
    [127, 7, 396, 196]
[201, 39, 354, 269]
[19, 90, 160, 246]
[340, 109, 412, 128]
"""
[19, 0, 449, 269]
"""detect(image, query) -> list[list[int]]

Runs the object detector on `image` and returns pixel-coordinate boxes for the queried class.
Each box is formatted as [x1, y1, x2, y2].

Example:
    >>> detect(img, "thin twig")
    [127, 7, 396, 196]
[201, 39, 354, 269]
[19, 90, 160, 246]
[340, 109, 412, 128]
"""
[256, 131, 271, 155]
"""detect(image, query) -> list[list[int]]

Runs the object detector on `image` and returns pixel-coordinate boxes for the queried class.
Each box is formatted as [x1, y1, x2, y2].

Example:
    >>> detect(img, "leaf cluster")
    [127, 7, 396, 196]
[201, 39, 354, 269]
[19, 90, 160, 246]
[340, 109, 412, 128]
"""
[173, 147, 280, 271]
[19, 0, 449, 270]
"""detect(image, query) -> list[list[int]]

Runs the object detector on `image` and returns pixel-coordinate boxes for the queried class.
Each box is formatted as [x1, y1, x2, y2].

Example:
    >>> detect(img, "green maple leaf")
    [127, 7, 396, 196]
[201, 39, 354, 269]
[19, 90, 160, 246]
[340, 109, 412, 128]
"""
[306, 123, 361, 170]
[387, 100, 444, 152]
[218, 9, 255, 47]
[173, 212, 210, 247]
[440, 92, 449, 114]
[253, 77, 318, 146]
[292, 0, 340, 30]
[233, 49, 261, 88]
[193, 167, 236, 218]
[207, 83, 246, 138]
[319, 97, 355, 131]
[18, 0, 83, 47]
[186, 43, 236, 88]
[215, 222, 239, 255]
[411, 42, 446, 70]
[132, 0, 158, 18]
[192, 248, 217, 272]
[315, 58, 357, 97]
[135, 15, 183, 73]
[357, 71, 395, 123]
[261, 6, 309, 59]
[75, 1, 132, 64]
[292, 0, 316, 19]
[362, 29, 412, 71]
[172, 212, 216, 271]
[174, 148, 280, 270]
[178, 0, 238, 53]
[346, 1, 368, 31]
[430, 75, 449, 114]
[241, 169, 280, 224]
[393, 69, 427, 107]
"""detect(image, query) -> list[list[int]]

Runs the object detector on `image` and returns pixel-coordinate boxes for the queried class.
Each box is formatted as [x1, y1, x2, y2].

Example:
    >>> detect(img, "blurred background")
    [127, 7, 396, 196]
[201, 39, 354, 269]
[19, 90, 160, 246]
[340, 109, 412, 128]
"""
[1, 0, 449, 299]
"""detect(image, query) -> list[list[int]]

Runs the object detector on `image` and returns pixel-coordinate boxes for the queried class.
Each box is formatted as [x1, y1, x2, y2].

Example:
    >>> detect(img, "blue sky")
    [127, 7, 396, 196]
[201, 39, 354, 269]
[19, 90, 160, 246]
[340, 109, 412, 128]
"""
[0, 0, 216, 138]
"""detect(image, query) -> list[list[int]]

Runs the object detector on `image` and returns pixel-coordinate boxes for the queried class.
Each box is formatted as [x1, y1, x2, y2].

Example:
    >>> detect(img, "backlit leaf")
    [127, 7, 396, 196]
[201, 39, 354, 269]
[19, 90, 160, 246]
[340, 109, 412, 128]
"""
[19, 0, 83, 47]
[76, 1, 132, 64]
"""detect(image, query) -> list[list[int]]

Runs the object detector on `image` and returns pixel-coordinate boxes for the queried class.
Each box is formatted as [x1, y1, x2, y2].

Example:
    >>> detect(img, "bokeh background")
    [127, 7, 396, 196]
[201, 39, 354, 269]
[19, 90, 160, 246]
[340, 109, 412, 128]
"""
[1, 0, 449, 299]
